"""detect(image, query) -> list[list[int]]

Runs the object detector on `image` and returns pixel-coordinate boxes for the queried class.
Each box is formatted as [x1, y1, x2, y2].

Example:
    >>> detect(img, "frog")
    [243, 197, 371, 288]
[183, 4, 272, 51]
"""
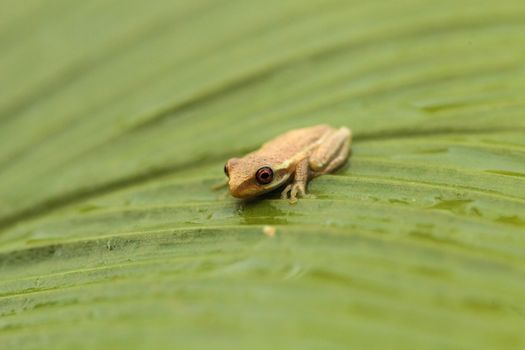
[223, 124, 352, 203]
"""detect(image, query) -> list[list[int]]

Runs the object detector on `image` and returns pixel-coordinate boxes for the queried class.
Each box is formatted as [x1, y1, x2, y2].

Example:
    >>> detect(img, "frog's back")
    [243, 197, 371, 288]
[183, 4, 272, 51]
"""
[255, 124, 334, 161]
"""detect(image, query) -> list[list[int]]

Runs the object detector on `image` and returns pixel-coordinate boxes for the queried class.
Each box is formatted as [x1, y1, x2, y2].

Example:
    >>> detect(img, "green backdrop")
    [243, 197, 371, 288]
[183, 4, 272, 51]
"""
[1, 0, 525, 349]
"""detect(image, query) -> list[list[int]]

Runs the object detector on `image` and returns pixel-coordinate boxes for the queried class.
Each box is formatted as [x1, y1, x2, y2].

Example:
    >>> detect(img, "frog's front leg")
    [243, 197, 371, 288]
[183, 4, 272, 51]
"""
[281, 158, 309, 204]
[309, 127, 352, 175]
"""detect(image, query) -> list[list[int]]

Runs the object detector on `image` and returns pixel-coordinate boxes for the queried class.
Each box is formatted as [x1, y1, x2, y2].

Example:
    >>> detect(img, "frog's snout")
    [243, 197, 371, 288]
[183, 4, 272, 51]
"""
[228, 181, 259, 199]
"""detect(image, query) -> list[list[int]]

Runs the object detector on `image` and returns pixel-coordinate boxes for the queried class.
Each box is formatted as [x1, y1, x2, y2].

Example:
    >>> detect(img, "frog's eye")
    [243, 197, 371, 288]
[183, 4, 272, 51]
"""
[224, 164, 229, 177]
[255, 167, 274, 185]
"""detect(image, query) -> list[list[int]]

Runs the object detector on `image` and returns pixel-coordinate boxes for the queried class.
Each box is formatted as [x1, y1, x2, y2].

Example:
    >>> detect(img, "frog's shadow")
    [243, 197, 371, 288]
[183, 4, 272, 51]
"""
[235, 185, 284, 209]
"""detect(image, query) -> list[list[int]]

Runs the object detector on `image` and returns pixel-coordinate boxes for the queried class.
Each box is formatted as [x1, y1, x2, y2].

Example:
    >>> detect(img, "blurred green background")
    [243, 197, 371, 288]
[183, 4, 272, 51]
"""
[1, 0, 525, 349]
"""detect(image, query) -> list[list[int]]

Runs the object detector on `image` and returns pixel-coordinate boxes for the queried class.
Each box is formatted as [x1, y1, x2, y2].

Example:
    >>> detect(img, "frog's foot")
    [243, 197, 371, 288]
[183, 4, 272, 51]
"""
[281, 183, 307, 204]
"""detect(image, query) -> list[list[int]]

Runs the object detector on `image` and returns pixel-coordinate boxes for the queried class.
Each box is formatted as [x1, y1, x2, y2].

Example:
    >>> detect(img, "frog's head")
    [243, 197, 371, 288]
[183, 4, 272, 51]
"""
[224, 156, 293, 199]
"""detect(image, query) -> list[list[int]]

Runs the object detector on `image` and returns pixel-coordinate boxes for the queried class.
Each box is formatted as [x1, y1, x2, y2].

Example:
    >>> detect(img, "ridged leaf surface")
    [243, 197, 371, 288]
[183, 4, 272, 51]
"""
[1, 1, 525, 349]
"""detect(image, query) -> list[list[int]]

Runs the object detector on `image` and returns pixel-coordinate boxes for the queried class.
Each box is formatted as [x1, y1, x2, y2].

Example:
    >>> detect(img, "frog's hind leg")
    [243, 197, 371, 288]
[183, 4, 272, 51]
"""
[309, 127, 352, 174]
[312, 138, 350, 176]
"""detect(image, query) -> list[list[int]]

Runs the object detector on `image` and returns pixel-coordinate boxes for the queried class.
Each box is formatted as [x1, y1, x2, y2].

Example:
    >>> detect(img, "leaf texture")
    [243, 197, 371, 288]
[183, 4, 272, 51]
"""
[1, 0, 525, 349]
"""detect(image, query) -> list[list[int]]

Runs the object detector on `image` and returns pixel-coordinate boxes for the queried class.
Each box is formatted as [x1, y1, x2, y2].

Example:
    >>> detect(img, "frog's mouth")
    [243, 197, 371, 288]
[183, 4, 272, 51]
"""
[230, 171, 291, 199]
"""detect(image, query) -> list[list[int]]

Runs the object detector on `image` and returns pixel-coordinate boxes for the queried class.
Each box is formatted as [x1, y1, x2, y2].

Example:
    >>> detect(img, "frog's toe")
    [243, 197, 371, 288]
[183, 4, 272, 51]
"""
[282, 183, 309, 203]
[287, 183, 308, 204]
[291, 183, 306, 199]
[281, 184, 293, 200]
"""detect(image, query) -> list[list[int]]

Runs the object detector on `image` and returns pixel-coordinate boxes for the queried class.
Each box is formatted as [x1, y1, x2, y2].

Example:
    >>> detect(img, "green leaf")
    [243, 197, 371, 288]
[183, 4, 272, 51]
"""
[1, 1, 525, 349]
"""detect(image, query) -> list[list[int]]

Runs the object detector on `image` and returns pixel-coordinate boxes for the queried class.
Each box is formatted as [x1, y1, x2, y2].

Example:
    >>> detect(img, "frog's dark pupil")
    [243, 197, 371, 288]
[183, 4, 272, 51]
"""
[255, 167, 274, 185]
[224, 164, 229, 177]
